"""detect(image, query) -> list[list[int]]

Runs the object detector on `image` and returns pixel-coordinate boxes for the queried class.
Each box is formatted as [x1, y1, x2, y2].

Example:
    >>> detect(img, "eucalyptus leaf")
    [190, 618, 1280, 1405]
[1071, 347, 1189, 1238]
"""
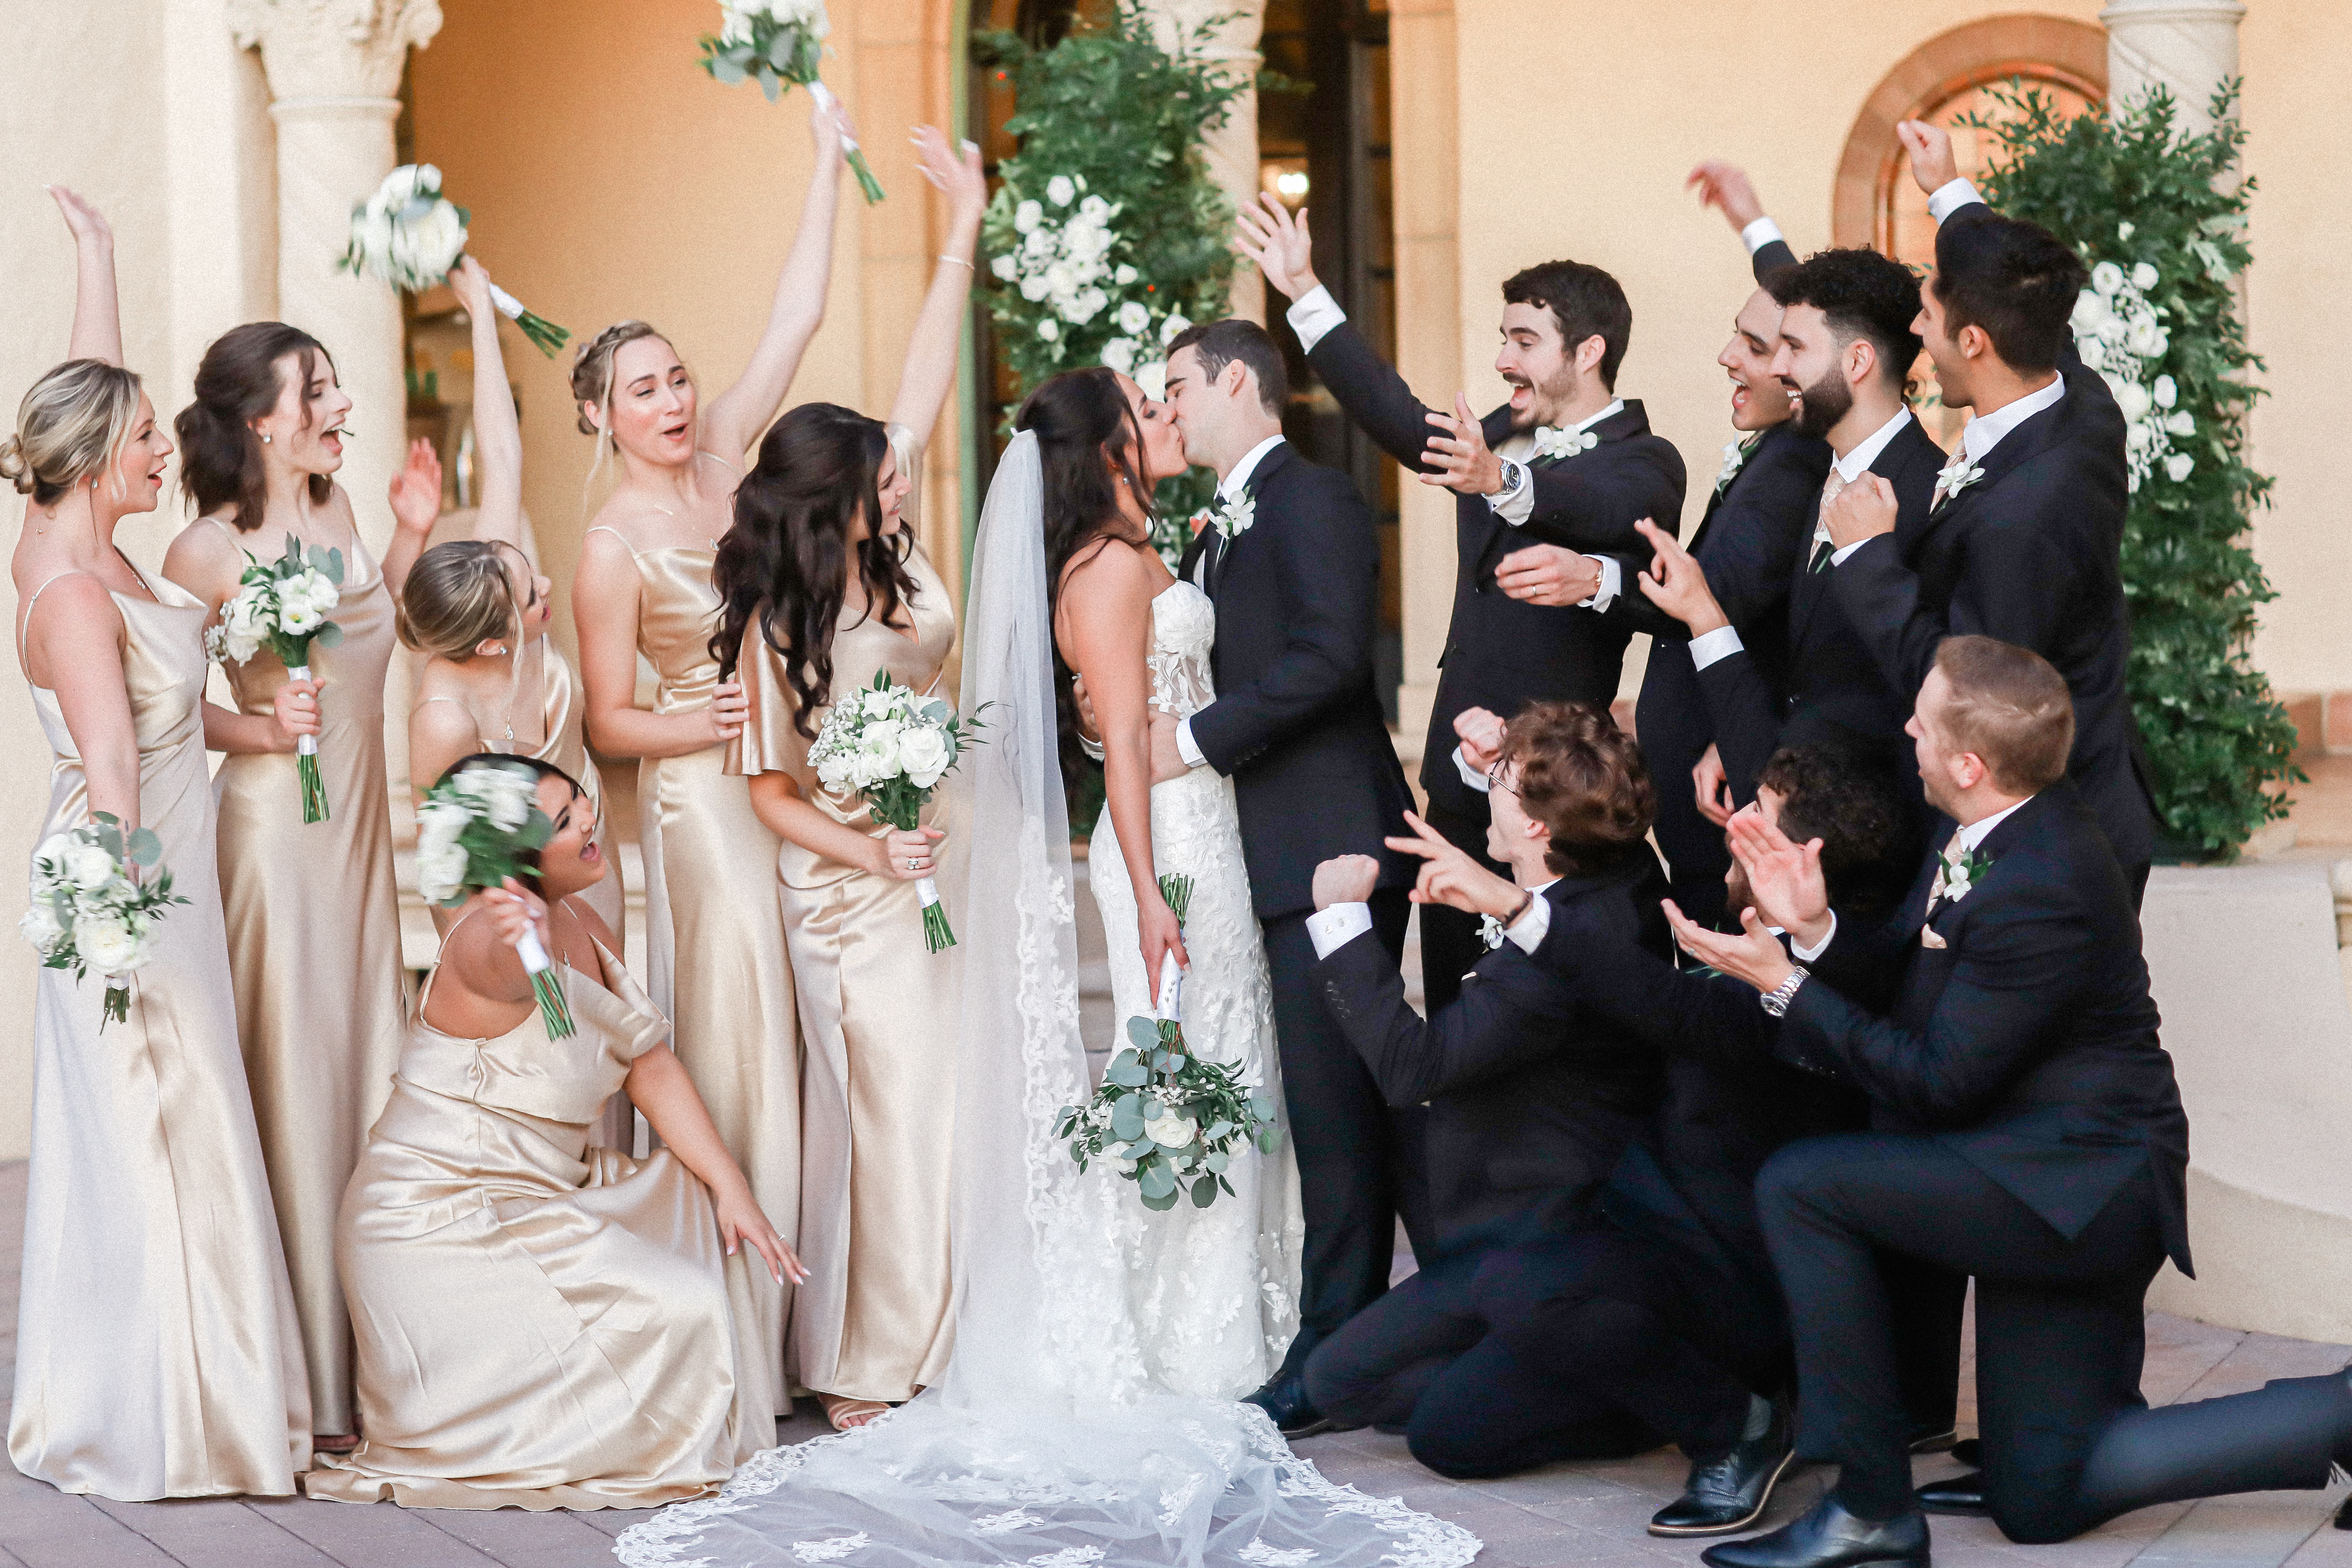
[125, 827, 162, 868]
[1140, 1186, 1179, 1211]
[710, 54, 747, 85]
[1191, 1176, 1218, 1209]
[312, 621, 346, 650]
[1125, 1017, 1158, 1052]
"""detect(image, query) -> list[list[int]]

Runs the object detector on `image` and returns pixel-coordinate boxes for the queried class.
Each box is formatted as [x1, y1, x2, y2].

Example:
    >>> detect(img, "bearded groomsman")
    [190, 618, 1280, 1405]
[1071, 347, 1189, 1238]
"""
[1237, 193, 1685, 1010]
[1821, 122, 2157, 900]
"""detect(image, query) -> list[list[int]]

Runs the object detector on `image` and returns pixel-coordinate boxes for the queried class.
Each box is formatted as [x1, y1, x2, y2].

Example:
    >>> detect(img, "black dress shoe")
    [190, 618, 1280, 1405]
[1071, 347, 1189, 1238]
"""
[1651, 1401, 1796, 1537]
[1699, 1494, 1929, 1568]
[1915, 1471, 1987, 1517]
[1947, 1438, 1981, 1467]
[1242, 1373, 1358, 1439]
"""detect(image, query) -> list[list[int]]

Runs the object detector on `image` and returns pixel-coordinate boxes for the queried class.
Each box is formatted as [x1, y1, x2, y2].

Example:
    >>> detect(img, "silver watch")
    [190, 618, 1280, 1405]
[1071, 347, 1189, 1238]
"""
[1759, 966, 1810, 1017]
[1494, 459, 1526, 499]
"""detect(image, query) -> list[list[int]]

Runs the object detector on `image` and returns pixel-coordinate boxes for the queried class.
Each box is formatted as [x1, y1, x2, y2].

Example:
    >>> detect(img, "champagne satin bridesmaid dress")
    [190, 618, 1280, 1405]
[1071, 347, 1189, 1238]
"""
[591, 526, 797, 1416]
[207, 520, 407, 1437]
[729, 538, 962, 1404]
[307, 909, 761, 1509]
[10, 572, 311, 1498]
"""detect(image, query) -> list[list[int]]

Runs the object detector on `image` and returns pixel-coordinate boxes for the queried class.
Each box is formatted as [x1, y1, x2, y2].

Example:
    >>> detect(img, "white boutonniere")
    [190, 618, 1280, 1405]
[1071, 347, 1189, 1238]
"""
[1211, 493, 1256, 541]
[1933, 453, 1986, 508]
[1714, 436, 1757, 496]
[1925, 842, 1994, 917]
[1478, 913, 1508, 951]
[1532, 425, 1601, 463]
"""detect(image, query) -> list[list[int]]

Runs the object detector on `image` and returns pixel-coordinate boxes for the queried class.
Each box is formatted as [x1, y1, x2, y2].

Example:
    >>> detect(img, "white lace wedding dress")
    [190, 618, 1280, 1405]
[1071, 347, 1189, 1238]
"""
[1084, 580, 1303, 1399]
[613, 435, 1474, 1568]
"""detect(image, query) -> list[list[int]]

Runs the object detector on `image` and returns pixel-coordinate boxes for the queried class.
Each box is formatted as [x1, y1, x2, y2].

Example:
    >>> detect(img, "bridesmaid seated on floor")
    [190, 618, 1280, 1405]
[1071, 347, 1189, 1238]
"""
[307, 756, 803, 1511]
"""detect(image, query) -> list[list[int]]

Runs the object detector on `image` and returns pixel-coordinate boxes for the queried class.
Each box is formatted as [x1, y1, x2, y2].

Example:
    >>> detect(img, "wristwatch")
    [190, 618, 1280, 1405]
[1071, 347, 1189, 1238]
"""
[1759, 966, 1810, 1017]
[1493, 459, 1527, 501]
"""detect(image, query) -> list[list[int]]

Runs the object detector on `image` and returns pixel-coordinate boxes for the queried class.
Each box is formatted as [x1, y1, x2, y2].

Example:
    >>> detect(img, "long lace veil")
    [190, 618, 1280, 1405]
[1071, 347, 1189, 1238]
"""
[615, 433, 1476, 1568]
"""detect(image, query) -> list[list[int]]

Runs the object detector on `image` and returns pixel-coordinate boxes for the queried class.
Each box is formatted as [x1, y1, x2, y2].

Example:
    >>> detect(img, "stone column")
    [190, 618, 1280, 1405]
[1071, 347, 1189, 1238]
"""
[224, 0, 443, 560]
[1141, 0, 1267, 324]
[2099, 0, 2246, 133]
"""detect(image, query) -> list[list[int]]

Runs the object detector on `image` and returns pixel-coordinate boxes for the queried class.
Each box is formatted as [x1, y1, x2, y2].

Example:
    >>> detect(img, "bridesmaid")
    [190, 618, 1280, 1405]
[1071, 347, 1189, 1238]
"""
[402, 257, 623, 936]
[309, 757, 801, 1510]
[161, 310, 442, 1448]
[569, 93, 847, 1418]
[715, 126, 986, 1430]
[4, 187, 309, 1497]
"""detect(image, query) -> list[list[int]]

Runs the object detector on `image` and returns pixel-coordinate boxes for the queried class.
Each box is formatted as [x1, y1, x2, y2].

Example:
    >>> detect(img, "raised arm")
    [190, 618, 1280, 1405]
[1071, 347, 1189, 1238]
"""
[47, 187, 122, 367]
[698, 97, 850, 465]
[1687, 160, 1796, 281]
[447, 257, 524, 550]
[882, 127, 988, 452]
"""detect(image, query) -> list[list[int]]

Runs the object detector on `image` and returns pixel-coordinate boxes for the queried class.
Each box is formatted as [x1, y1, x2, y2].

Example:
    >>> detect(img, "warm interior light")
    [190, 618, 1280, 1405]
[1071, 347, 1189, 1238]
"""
[1275, 170, 1310, 198]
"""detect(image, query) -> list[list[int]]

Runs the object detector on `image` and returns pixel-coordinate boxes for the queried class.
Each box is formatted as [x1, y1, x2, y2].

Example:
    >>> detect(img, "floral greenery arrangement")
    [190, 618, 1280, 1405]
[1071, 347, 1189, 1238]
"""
[416, 761, 577, 1039]
[1968, 82, 2299, 856]
[21, 815, 186, 1030]
[207, 538, 346, 824]
[973, 1, 1247, 561]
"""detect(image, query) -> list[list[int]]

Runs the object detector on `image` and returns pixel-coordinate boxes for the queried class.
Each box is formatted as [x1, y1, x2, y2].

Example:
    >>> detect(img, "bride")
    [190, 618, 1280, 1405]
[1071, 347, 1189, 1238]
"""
[615, 380, 1476, 1568]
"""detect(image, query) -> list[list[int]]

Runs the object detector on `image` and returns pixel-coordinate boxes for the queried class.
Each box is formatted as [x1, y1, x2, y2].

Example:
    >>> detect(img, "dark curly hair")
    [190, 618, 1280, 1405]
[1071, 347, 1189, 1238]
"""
[1755, 744, 1918, 919]
[1767, 248, 1923, 394]
[1497, 701, 1655, 878]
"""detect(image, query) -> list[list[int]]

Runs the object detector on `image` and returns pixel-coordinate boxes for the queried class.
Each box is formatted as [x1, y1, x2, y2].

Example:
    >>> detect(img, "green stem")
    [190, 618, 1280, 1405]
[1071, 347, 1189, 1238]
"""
[532, 968, 577, 1040]
[298, 751, 330, 824]
[512, 310, 571, 357]
[922, 900, 956, 954]
[845, 146, 886, 205]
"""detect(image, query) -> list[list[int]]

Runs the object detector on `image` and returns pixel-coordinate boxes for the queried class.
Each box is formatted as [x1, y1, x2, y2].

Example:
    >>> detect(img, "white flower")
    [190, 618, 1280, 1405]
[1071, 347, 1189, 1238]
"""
[1715, 437, 1749, 494]
[2127, 419, 2159, 455]
[2091, 261, 2125, 298]
[2131, 261, 2160, 292]
[1934, 453, 1986, 504]
[859, 687, 896, 719]
[1041, 261, 1076, 299]
[18, 902, 62, 954]
[1115, 301, 1151, 337]
[2076, 336, 2108, 372]
[1046, 174, 1075, 208]
[63, 841, 117, 892]
[1144, 1109, 1194, 1149]
[856, 721, 904, 782]
[1159, 312, 1191, 346]
[2165, 410, 2195, 437]
[1013, 199, 1043, 235]
[989, 253, 1018, 282]
[1037, 318, 1061, 344]
[1477, 913, 1507, 950]
[1114, 264, 1138, 286]
[2114, 380, 2153, 422]
[1020, 227, 1053, 261]
[1531, 425, 1599, 461]
[416, 839, 469, 904]
[2165, 452, 2196, 483]
[2153, 374, 2178, 409]
[1018, 272, 1052, 304]
[278, 600, 322, 636]
[1135, 360, 1167, 402]
[1100, 337, 1137, 376]
[77, 914, 143, 975]
[2125, 318, 2169, 359]
[2095, 315, 2130, 347]
[1076, 194, 1114, 224]
[2069, 289, 2111, 334]
[1064, 287, 1108, 326]
[1211, 494, 1256, 541]
[2117, 221, 2136, 242]
[898, 725, 951, 789]
[815, 751, 857, 793]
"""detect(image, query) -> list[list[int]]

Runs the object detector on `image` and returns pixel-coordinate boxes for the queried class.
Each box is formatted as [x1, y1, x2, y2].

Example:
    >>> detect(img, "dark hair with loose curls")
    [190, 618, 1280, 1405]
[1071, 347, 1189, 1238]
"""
[1497, 700, 1655, 878]
[176, 322, 336, 531]
[1015, 367, 1156, 795]
[709, 403, 921, 740]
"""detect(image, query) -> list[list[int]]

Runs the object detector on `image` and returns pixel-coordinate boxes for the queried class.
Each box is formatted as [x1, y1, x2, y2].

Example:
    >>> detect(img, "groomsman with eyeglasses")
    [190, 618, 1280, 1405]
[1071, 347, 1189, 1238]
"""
[1236, 192, 1685, 1016]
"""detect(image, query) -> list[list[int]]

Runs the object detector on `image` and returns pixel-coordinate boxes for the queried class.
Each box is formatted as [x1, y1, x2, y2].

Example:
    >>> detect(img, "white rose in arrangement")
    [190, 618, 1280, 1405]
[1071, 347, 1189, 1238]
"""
[32, 834, 73, 881]
[1116, 301, 1151, 337]
[897, 725, 952, 789]
[1046, 174, 1076, 208]
[1114, 264, 1138, 286]
[1067, 224, 1114, 263]
[1076, 194, 1114, 224]
[416, 840, 470, 905]
[2153, 374, 2178, 409]
[1013, 199, 1043, 235]
[2091, 261, 2125, 298]
[1021, 226, 1054, 260]
[2165, 410, 2195, 437]
[2125, 318, 2168, 359]
[1100, 337, 1137, 375]
[1042, 261, 1076, 299]
[1159, 313, 1191, 346]
[856, 720, 904, 777]
[2070, 289, 2110, 334]
[2165, 452, 2196, 483]
[859, 687, 897, 719]
[2131, 261, 2160, 292]
[63, 841, 118, 892]
[1038, 319, 1061, 343]
[1065, 288, 1108, 327]
[2118, 221, 2136, 242]
[2077, 336, 2107, 372]
[18, 902, 62, 954]
[2114, 379, 2153, 422]
[989, 253, 1018, 282]
[1143, 1107, 1195, 1148]
[1019, 272, 1052, 304]
[76, 914, 143, 975]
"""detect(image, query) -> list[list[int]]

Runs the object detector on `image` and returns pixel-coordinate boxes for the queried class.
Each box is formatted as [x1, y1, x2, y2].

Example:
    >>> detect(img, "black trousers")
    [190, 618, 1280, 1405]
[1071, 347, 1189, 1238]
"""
[1415, 807, 1509, 1016]
[1262, 889, 1428, 1377]
[1759, 1133, 2351, 1543]
[1301, 1251, 1659, 1479]
[1636, 642, 1731, 932]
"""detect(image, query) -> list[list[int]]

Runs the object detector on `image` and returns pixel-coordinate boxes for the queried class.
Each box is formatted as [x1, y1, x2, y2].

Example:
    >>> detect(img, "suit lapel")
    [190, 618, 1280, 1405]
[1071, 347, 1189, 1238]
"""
[1208, 444, 1290, 604]
[1922, 394, 2061, 535]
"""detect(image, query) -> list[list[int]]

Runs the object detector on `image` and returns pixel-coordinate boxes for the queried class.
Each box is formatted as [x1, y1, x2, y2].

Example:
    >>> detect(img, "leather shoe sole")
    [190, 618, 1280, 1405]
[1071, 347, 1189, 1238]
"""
[1649, 1446, 1797, 1537]
[1916, 1472, 1988, 1517]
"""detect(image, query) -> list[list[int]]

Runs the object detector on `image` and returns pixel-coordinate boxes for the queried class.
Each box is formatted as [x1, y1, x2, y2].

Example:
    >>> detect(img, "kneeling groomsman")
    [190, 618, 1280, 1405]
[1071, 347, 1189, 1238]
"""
[1677, 637, 2352, 1567]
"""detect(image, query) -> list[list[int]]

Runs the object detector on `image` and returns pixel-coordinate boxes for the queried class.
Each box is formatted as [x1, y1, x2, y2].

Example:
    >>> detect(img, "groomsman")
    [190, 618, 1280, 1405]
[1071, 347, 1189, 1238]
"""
[1820, 122, 2157, 900]
[1675, 638, 2352, 1568]
[1238, 193, 1685, 1011]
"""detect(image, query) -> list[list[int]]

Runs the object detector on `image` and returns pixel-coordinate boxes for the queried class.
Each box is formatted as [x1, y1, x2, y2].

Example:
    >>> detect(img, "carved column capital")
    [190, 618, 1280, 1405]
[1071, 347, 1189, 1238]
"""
[2099, 0, 2246, 131]
[225, 0, 443, 102]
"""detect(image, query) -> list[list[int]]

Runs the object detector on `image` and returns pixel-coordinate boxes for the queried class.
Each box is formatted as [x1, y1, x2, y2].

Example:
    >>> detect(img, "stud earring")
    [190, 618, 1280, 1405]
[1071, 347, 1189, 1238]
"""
[259, 433, 272, 445]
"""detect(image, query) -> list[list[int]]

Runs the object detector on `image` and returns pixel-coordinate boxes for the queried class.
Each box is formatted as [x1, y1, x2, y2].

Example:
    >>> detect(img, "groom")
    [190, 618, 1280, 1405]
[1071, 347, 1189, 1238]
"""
[1155, 317, 1422, 1437]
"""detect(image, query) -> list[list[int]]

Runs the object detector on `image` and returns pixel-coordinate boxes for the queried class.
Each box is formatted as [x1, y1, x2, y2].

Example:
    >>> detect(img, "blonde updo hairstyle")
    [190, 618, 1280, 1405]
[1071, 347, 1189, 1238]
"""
[396, 539, 527, 662]
[1, 359, 145, 507]
[570, 320, 695, 499]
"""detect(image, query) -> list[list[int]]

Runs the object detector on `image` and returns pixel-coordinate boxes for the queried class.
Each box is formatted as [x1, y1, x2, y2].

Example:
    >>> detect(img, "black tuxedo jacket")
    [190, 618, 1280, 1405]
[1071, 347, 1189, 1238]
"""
[1307, 320, 1686, 822]
[1695, 416, 1946, 806]
[1828, 207, 2156, 874]
[1780, 780, 2191, 1273]
[1178, 442, 1415, 923]
[1314, 854, 1668, 1260]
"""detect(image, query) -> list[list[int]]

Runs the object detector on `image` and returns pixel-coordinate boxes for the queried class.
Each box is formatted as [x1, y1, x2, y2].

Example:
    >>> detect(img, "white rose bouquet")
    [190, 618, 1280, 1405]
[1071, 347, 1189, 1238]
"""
[22, 814, 187, 1030]
[697, 1, 885, 204]
[805, 672, 987, 952]
[1054, 874, 1282, 1212]
[988, 172, 1192, 398]
[2070, 249, 2194, 494]
[415, 761, 577, 1040]
[206, 537, 347, 824]
[338, 164, 571, 357]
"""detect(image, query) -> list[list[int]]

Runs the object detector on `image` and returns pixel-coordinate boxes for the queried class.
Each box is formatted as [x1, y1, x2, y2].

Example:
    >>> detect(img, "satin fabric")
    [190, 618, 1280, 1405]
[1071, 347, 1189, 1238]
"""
[728, 537, 961, 1403]
[608, 533, 797, 1415]
[10, 575, 311, 1498]
[307, 924, 760, 1509]
[207, 523, 408, 1437]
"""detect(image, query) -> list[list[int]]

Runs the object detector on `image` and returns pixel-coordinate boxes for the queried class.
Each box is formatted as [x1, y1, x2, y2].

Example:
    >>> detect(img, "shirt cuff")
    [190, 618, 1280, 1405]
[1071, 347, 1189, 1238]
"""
[1485, 462, 1535, 525]
[1453, 744, 1492, 794]
[1287, 285, 1348, 355]
[1175, 716, 1205, 769]
[1078, 730, 1105, 763]
[1926, 178, 1985, 226]
[1578, 554, 1621, 613]
[1740, 216, 1785, 256]
[1306, 901, 1374, 960]
[1505, 892, 1552, 955]
[1829, 538, 1872, 567]
[1790, 913, 1838, 964]
[1690, 625, 1746, 671]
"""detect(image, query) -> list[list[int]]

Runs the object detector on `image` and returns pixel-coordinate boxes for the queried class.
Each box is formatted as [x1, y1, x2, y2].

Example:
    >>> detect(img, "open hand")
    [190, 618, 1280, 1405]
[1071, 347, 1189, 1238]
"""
[1822, 472, 1898, 551]
[46, 185, 113, 248]
[388, 438, 443, 536]
[272, 674, 323, 751]
[1692, 743, 1735, 828]
[714, 1185, 807, 1287]
[1634, 518, 1727, 635]
[1685, 161, 1764, 231]
[1421, 395, 1505, 497]
[1384, 811, 1522, 919]
[1896, 120, 1961, 196]
[1234, 192, 1320, 303]
[913, 125, 987, 227]
[1726, 805, 1832, 947]
[706, 679, 749, 743]
[1496, 545, 1601, 607]
[1662, 900, 1795, 994]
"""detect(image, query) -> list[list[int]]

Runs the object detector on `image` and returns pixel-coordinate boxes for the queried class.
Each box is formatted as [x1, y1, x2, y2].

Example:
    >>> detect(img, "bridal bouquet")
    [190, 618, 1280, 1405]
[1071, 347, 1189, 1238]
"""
[696, 1, 885, 204]
[208, 538, 346, 824]
[807, 673, 986, 952]
[22, 814, 187, 1030]
[338, 165, 571, 356]
[1055, 873, 1282, 1212]
[415, 761, 577, 1039]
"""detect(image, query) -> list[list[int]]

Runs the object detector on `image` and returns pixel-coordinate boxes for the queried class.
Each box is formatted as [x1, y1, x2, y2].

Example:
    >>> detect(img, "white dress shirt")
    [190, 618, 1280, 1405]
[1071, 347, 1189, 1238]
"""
[1174, 435, 1290, 768]
[1309, 877, 1557, 961]
[1950, 375, 2066, 480]
[1790, 794, 2034, 961]
[1741, 217, 1787, 256]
